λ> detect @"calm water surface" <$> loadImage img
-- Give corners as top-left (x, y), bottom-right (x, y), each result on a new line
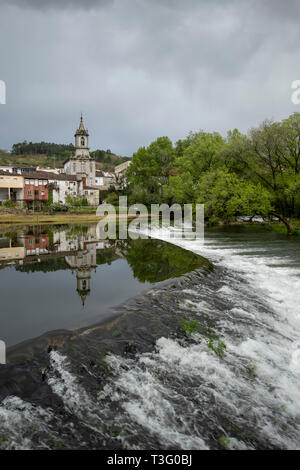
top-left (0, 223), bottom-right (206, 346)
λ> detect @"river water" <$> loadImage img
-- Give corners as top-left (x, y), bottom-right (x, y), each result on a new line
top-left (0, 224), bottom-right (299, 450)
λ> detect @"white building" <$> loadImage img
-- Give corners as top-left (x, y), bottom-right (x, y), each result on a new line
top-left (114, 160), bottom-right (131, 189)
top-left (0, 164), bottom-right (37, 175)
top-left (63, 115), bottom-right (99, 205)
top-left (95, 170), bottom-right (116, 190)
top-left (44, 172), bottom-right (81, 204)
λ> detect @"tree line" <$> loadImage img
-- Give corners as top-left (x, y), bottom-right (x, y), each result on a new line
top-left (126, 112), bottom-right (300, 233)
top-left (12, 141), bottom-right (75, 155)
top-left (9, 141), bottom-right (129, 169)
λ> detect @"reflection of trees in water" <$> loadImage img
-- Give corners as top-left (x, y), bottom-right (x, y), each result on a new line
top-left (64, 225), bottom-right (89, 237)
top-left (8, 225), bottom-right (209, 284)
top-left (16, 257), bottom-right (69, 273)
top-left (96, 249), bottom-right (119, 266)
top-left (119, 238), bottom-right (209, 283)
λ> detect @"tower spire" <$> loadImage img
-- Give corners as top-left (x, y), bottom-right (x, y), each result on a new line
top-left (77, 113), bottom-right (86, 133)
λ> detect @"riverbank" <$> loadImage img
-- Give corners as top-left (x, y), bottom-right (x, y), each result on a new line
top-left (1, 210), bottom-right (299, 237)
top-left (266, 220), bottom-right (300, 236)
top-left (0, 212), bottom-right (144, 229)
top-left (0, 212), bottom-right (101, 227)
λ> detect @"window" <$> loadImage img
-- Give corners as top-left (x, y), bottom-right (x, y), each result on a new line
top-left (85, 191), bottom-right (88, 195)
top-left (27, 190), bottom-right (32, 196)
top-left (81, 137), bottom-right (85, 146)
top-left (14, 178), bottom-right (17, 181)
top-left (6, 177), bottom-right (10, 182)
top-left (73, 163), bottom-right (76, 172)
top-left (25, 179), bottom-right (29, 184)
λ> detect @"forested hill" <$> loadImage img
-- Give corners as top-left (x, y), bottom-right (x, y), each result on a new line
top-left (0, 141), bottom-right (130, 171)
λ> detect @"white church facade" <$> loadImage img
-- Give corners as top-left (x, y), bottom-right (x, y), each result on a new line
top-left (63, 115), bottom-right (99, 206)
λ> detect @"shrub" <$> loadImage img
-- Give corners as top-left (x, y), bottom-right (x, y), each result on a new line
top-left (66, 194), bottom-right (89, 207)
top-left (51, 203), bottom-right (68, 212)
top-left (105, 192), bottom-right (119, 205)
top-left (2, 200), bottom-right (16, 208)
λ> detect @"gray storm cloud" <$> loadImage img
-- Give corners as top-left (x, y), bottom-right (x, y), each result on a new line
top-left (0, 0), bottom-right (299, 155)
top-left (0, 0), bottom-right (112, 10)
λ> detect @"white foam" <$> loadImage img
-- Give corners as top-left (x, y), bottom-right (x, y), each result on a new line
top-left (134, 226), bottom-right (300, 448)
top-left (0, 396), bottom-right (53, 450)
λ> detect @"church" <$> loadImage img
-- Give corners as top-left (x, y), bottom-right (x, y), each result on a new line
top-left (63, 115), bottom-right (99, 206)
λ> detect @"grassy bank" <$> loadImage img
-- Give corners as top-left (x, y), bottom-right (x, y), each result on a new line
top-left (265, 219), bottom-right (300, 236)
top-left (0, 211), bottom-right (142, 229)
top-left (207, 219), bottom-right (300, 236)
top-left (1, 208), bottom-right (299, 236)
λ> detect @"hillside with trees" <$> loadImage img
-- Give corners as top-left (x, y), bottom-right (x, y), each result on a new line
top-left (0, 141), bottom-right (130, 171)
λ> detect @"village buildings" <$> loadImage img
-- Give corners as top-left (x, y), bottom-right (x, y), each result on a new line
top-left (95, 170), bottom-right (116, 189)
top-left (0, 171), bottom-right (24, 203)
top-left (0, 115), bottom-right (131, 207)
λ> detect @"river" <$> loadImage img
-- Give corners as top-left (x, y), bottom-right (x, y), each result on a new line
top-left (0, 224), bottom-right (299, 450)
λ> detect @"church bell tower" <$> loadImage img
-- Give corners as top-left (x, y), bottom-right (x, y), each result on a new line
top-left (75, 113), bottom-right (90, 158)
top-left (63, 114), bottom-right (97, 189)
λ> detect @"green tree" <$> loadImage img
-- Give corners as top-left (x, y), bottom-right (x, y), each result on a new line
top-left (226, 114), bottom-right (300, 231)
top-left (196, 170), bottom-right (273, 225)
top-left (127, 136), bottom-right (175, 204)
top-left (165, 132), bottom-right (225, 203)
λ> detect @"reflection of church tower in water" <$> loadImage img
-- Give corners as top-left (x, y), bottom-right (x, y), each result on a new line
top-left (76, 258), bottom-right (91, 307)
top-left (65, 239), bottom-right (97, 307)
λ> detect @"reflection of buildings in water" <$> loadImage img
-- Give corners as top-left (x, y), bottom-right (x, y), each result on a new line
top-left (0, 230), bottom-right (49, 262)
top-left (0, 237), bottom-right (25, 261)
top-left (53, 225), bottom-right (98, 253)
top-left (65, 243), bottom-right (97, 306)
top-left (23, 234), bottom-right (49, 256)
top-left (0, 225), bottom-right (115, 306)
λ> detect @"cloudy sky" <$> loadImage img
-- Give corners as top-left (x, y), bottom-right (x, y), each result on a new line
top-left (0, 0), bottom-right (300, 156)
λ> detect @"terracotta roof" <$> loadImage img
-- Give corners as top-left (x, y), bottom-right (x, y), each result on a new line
top-left (83, 185), bottom-right (99, 190)
top-left (22, 171), bottom-right (50, 180)
top-left (23, 171), bottom-right (77, 181)
top-left (0, 164), bottom-right (36, 169)
top-left (40, 172), bottom-right (77, 181)
top-left (0, 170), bottom-right (77, 182)
top-left (96, 170), bottom-right (104, 176)
top-left (0, 170), bottom-right (20, 177)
